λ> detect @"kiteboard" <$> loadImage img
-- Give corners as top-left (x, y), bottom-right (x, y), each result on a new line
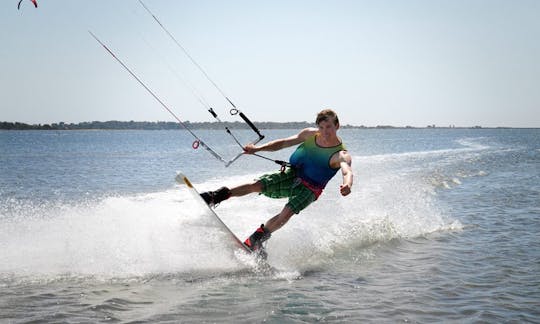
top-left (175, 172), bottom-right (253, 254)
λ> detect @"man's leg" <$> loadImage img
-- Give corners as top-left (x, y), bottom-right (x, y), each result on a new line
top-left (230, 180), bottom-right (263, 197)
top-left (264, 205), bottom-right (295, 233)
top-left (200, 180), bottom-right (263, 206)
top-left (243, 205), bottom-right (295, 251)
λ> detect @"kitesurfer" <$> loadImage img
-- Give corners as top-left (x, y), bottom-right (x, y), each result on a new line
top-left (200, 109), bottom-right (354, 252)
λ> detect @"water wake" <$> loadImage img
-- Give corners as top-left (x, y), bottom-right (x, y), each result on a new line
top-left (2, 138), bottom-right (497, 283)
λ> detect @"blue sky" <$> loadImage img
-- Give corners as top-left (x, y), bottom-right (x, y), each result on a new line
top-left (1, 0), bottom-right (539, 127)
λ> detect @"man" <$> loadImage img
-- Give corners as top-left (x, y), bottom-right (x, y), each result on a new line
top-left (201, 109), bottom-right (353, 252)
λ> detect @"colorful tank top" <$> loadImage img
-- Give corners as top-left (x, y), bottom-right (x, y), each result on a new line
top-left (289, 134), bottom-right (346, 192)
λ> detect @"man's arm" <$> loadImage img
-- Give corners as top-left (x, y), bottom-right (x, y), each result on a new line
top-left (335, 150), bottom-right (353, 196)
top-left (244, 127), bottom-right (318, 154)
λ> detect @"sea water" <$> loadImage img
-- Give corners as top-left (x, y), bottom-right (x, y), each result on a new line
top-left (0, 128), bottom-right (538, 322)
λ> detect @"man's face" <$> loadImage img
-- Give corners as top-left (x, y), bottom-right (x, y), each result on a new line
top-left (317, 119), bottom-right (338, 140)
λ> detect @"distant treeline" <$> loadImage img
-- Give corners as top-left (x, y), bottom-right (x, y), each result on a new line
top-left (0, 121), bottom-right (367, 130)
top-left (0, 121), bottom-right (502, 130)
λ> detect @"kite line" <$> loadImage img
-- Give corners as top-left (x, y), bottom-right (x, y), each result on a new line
top-left (89, 31), bottom-right (231, 165)
top-left (89, 3), bottom-right (294, 168)
top-left (137, 0), bottom-right (264, 141)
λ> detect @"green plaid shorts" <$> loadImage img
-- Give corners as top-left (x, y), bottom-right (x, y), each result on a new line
top-left (258, 167), bottom-right (316, 214)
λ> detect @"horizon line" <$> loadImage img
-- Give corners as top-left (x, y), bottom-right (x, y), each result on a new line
top-left (1, 120), bottom-right (538, 129)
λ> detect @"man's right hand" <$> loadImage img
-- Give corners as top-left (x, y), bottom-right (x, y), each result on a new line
top-left (243, 143), bottom-right (259, 154)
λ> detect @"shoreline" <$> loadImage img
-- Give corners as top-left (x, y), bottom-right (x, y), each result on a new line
top-left (1, 121), bottom-right (535, 130)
